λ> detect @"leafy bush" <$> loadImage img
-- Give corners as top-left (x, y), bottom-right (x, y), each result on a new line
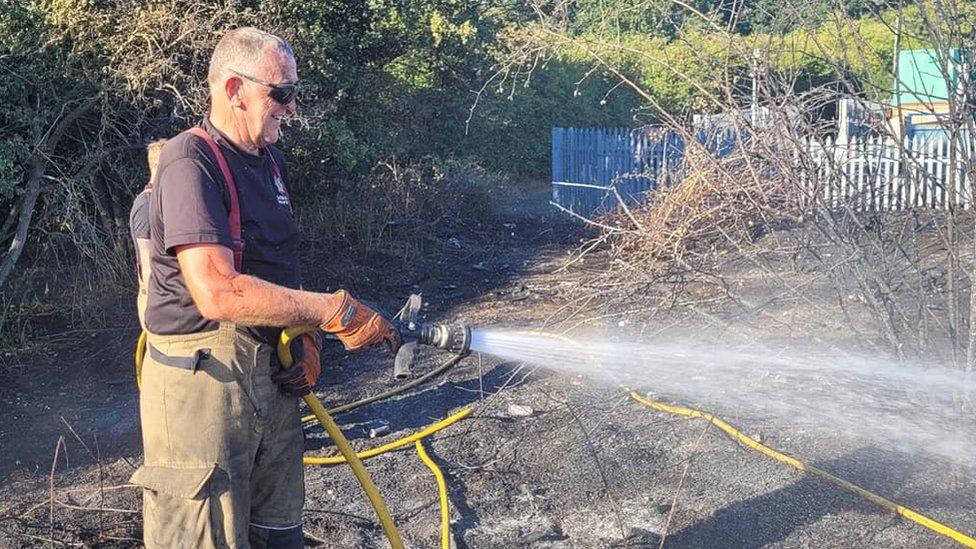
top-left (0, 0), bottom-right (636, 274)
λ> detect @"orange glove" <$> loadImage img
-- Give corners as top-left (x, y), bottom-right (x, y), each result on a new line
top-left (321, 290), bottom-right (400, 352)
top-left (272, 331), bottom-right (322, 397)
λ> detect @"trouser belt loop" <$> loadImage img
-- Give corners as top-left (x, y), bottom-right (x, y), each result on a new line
top-left (148, 344), bottom-right (211, 372)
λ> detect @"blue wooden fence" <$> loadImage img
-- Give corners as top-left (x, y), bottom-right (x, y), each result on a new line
top-left (551, 127), bottom-right (684, 216)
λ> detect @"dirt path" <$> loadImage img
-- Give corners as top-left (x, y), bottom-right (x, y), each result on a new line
top-left (1, 179), bottom-right (974, 547)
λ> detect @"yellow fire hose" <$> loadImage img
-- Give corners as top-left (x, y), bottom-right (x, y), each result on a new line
top-left (301, 407), bottom-right (469, 549)
top-left (629, 392), bottom-right (976, 548)
top-left (416, 439), bottom-right (451, 549)
top-left (280, 326), bottom-right (465, 548)
top-left (303, 407), bottom-right (471, 465)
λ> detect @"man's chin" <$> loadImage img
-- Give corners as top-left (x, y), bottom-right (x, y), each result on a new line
top-left (262, 129), bottom-right (281, 146)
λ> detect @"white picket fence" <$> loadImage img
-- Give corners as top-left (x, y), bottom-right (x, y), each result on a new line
top-left (799, 132), bottom-right (975, 211)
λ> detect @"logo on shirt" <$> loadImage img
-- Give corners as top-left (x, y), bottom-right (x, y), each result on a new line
top-left (273, 173), bottom-right (290, 207)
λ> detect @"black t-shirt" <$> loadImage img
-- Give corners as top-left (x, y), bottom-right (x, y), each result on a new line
top-left (129, 190), bottom-right (151, 242)
top-left (145, 119), bottom-right (301, 344)
top-left (129, 189), bottom-right (151, 282)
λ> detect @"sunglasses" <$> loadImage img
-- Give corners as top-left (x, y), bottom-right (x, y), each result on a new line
top-left (229, 69), bottom-right (299, 105)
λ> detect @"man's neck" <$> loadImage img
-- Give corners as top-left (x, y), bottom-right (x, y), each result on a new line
top-left (208, 110), bottom-right (261, 156)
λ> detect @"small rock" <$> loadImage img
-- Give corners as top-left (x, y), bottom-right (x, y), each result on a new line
top-left (515, 530), bottom-right (549, 545)
top-left (616, 527), bottom-right (660, 547)
top-left (515, 524), bottom-right (566, 545)
top-left (515, 530), bottom-right (548, 545)
top-left (508, 404), bottom-right (534, 418)
top-left (649, 503), bottom-right (672, 516)
top-left (472, 262), bottom-right (487, 271)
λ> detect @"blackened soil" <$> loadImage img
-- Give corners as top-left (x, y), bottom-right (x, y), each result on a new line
top-left (1, 179), bottom-right (974, 548)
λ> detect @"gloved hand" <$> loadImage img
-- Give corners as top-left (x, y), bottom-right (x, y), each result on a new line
top-left (272, 330), bottom-right (322, 397)
top-left (321, 290), bottom-right (400, 352)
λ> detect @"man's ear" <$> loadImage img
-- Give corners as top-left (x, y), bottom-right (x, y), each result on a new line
top-left (225, 76), bottom-right (245, 109)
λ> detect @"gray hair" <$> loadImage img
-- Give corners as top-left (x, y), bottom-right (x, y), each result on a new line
top-left (208, 27), bottom-right (293, 88)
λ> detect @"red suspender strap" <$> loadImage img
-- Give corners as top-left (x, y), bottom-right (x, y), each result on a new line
top-left (186, 127), bottom-right (244, 272)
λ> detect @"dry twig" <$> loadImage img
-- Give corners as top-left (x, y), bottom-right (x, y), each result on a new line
top-left (658, 420), bottom-right (711, 549)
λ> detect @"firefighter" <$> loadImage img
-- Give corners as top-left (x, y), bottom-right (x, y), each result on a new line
top-left (130, 27), bottom-right (398, 548)
top-left (130, 138), bottom-right (167, 329)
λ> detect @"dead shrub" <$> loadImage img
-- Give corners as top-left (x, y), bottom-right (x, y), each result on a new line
top-left (606, 146), bottom-right (804, 270)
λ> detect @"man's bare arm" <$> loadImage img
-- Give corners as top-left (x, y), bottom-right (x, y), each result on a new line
top-left (176, 243), bottom-right (342, 327)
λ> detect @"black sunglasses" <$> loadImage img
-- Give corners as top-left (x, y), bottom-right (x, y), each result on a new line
top-left (229, 68), bottom-right (299, 105)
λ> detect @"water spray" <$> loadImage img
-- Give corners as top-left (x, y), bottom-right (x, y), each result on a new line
top-left (301, 294), bottom-right (976, 547)
top-left (284, 294), bottom-right (976, 548)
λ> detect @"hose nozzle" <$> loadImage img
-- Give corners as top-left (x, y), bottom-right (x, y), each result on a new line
top-left (400, 322), bottom-right (472, 355)
top-left (391, 294), bottom-right (471, 380)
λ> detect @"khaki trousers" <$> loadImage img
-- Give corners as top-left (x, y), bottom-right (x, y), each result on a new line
top-left (130, 323), bottom-right (304, 548)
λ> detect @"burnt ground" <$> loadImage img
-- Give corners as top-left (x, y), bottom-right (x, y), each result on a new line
top-left (1, 178), bottom-right (975, 548)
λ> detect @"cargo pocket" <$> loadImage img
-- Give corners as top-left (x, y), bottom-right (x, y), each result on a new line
top-left (132, 465), bottom-right (231, 548)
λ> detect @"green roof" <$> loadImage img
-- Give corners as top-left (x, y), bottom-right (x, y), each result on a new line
top-left (892, 49), bottom-right (970, 106)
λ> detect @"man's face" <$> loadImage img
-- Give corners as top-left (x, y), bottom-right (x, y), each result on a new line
top-left (235, 49), bottom-right (298, 148)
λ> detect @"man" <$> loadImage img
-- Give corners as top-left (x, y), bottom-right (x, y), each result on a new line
top-left (130, 138), bottom-right (167, 329)
top-left (131, 28), bottom-right (397, 548)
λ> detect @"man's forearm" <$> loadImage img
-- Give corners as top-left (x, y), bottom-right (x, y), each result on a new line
top-left (212, 273), bottom-right (341, 327)
top-left (177, 244), bottom-right (345, 328)
top-left (185, 250), bottom-right (339, 326)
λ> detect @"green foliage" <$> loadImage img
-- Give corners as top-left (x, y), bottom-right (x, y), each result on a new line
top-left (0, 0), bottom-right (640, 301)
top-left (566, 0), bottom-right (729, 37)
top-left (466, 57), bottom-right (642, 174)
top-left (2, 0), bottom-right (969, 232)
top-left (16, 0), bottom-right (968, 290)
top-left (297, 156), bottom-right (504, 253)
top-left (518, 0), bottom-right (976, 121)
